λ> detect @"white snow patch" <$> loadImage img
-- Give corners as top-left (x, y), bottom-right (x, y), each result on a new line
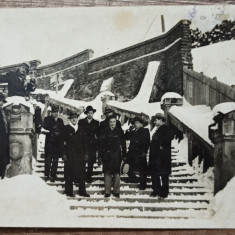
top-left (170, 104), bottom-right (214, 145)
top-left (161, 92), bottom-right (183, 102)
top-left (4, 96), bottom-right (35, 114)
top-left (192, 40), bottom-right (235, 86)
top-left (0, 175), bottom-right (79, 227)
top-left (100, 77), bottom-right (114, 92)
top-left (213, 102), bottom-right (235, 116)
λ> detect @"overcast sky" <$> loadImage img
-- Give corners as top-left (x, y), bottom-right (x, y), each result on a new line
top-left (0, 5), bottom-right (234, 67)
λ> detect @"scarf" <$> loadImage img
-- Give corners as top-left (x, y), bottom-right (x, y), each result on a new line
top-left (69, 121), bottom-right (78, 132)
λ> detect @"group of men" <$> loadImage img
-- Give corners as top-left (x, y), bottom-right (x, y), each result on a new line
top-left (42, 104), bottom-right (174, 200)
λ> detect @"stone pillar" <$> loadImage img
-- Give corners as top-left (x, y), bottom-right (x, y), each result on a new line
top-left (209, 109), bottom-right (235, 194)
top-left (3, 98), bottom-right (35, 177)
top-left (160, 96), bottom-right (183, 126)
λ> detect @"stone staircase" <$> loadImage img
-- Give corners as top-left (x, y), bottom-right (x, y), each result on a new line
top-left (34, 136), bottom-right (213, 220)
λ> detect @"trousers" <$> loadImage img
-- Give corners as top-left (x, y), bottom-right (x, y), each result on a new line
top-left (104, 172), bottom-right (120, 194)
top-left (45, 153), bottom-right (59, 177)
top-left (151, 173), bottom-right (169, 198)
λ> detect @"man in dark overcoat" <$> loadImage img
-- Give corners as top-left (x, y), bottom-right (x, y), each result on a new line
top-left (149, 113), bottom-right (174, 199)
top-left (0, 93), bottom-right (9, 179)
top-left (0, 63), bottom-right (36, 97)
top-left (43, 105), bottom-right (64, 182)
top-left (125, 116), bottom-right (150, 190)
top-left (78, 105), bottom-right (99, 183)
top-left (100, 107), bottom-right (121, 131)
top-left (99, 115), bottom-right (126, 198)
top-left (62, 112), bottom-right (90, 197)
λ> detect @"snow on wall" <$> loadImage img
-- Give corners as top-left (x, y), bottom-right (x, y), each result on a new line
top-left (192, 40), bottom-right (235, 86)
top-left (213, 102), bottom-right (235, 116)
top-left (100, 77), bottom-right (114, 92)
top-left (170, 104), bottom-right (214, 145)
top-left (108, 61), bottom-right (163, 117)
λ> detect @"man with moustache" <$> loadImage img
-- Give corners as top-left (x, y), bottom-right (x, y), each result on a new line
top-left (78, 106), bottom-right (99, 183)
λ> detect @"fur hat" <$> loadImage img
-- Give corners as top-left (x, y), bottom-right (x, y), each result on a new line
top-left (154, 113), bottom-right (166, 122)
top-left (51, 105), bottom-right (59, 112)
top-left (68, 111), bottom-right (79, 119)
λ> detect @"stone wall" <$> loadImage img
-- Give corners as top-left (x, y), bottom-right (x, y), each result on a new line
top-left (36, 20), bottom-right (193, 102)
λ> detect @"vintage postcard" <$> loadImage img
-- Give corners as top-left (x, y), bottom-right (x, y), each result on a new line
top-left (0, 4), bottom-right (235, 229)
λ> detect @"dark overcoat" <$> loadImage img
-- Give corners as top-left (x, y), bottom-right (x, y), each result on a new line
top-left (0, 108), bottom-right (9, 177)
top-left (78, 118), bottom-right (99, 161)
top-left (125, 127), bottom-right (150, 172)
top-left (0, 70), bottom-right (36, 97)
top-left (43, 116), bottom-right (64, 155)
top-left (149, 124), bottom-right (174, 176)
top-left (62, 125), bottom-right (86, 181)
top-left (99, 127), bottom-right (126, 174)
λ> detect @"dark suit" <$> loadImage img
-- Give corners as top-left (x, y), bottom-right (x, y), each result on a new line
top-left (0, 108), bottom-right (9, 178)
top-left (125, 127), bottom-right (150, 188)
top-left (78, 118), bottom-right (99, 179)
top-left (62, 125), bottom-right (87, 195)
top-left (0, 70), bottom-right (36, 97)
top-left (43, 116), bottom-right (64, 177)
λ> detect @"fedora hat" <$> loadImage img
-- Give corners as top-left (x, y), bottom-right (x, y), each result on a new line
top-left (84, 105), bottom-right (96, 114)
top-left (51, 105), bottom-right (59, 112)
top-left (68, 111), bottom-right (79, 119)
top-left (103, 107), bottom-right (114, 115)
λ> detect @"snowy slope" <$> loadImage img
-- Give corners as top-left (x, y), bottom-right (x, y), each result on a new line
top-left (192, 40), bottom-right (235, 86)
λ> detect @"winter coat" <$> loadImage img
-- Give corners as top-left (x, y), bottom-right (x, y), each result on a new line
top-left (0, 70), bottom-right (36, 97)
top-left (99, 127), bottom-right (126, 174)
top-left (43, 116), bottom-right (64, 155)
top-left (0, 108), bottom-right (9, 177)
top-left (125, 127), bottom-right (150, 172)
top-left (62, 125), bottom-right (86, 181)
top-left (149, 124), bottom-right (174, 176)
top-left (78, 118), bottom-right (99, 160)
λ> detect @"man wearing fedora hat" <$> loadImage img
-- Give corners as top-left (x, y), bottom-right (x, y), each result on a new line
top-left (43, 105), bottom-right (64, 182)
top-left (125, 116), bottom-right (150, 190)
top-left (61, 111), bottom-right (90, 197)
top-left (0, 93), bottom-right (9, 179)
top-left (149, 113), bottom-right (174, 199)
top-left (78, 105), bottom-right (99, 183)
top-left (0, 62), bottom-right (37, 97)
top-left (100, 107), bottom-right (122, 131)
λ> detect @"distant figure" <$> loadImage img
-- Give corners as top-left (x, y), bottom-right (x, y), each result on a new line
top-left (149, 113), bottom-right (174, 199)
top-left (62, 112), bottom-right (90, 198)
top-left (100, 107), bottom-right (121, 131)
top-left (78, 105), bottom-right (99, 183)
top-left (43, 105), bottom-right (64, 182)
top-left (0, 93), bottom-right (9, 179)
top-left (99, 115), bottom-right (126, 198)
top-left (125, 116), bottom-right (150, 190)
top-left (0, 63), bottom-right (36, 97)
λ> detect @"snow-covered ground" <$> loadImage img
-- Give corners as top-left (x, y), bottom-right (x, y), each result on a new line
top-left (192, 40), bottom-right (235, 86)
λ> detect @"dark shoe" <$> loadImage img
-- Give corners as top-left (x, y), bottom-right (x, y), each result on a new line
top-left (113, 193), bottom-right (120, 198)
top-left (104, 193), bottom-right (111, 198)
top-left (138, 185), bottom-right (146, 190)
top-left (79, 192), bottom-right (90, 197)
top-left (49, 176), bottom-right (55, 182)
top-left (44, 176), bottom-right (49, 181)
top-left (66, 193), bottom-right (75, 197)
top-left (150, 192), bottom-right (158, 197)
top-left (86, 177), bottom-right (93, 183)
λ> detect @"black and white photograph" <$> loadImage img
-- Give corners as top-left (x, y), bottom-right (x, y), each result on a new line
top-left (0, 3), bottom-right (235, 229)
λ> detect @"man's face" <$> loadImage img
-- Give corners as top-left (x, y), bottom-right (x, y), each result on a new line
top-left (134, 121), bottom-right (142, 130)
top-left (70, 116), bottom-right (78, 125)
top-left (109, 118), bottom-right (116, 129)
top-left (51, 111), bottom-right (58, 119)
top-left (87, 111), bottom-right (94, 119)
top-left (19, 65), bottom-right (29, 76)
top-left (154, 118), bottom-right (163, 127)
